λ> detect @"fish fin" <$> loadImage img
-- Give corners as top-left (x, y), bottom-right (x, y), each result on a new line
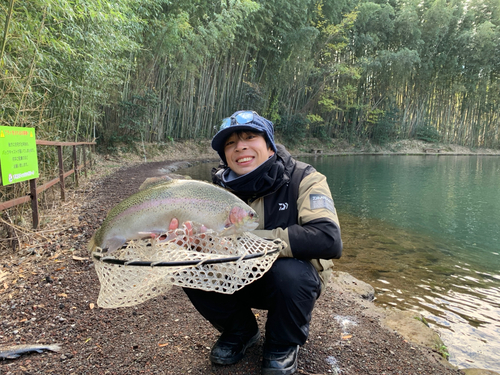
top-left (5, 353), bottom-right (20, 359)
top-left (138, 174), bottom-right (192, 190)
top-left (219, 225), bottom-right (235, 236)
top-left (102, 237), bottom-right (127, 253)
top-left (156, 232), bottom-right (180, 244)
top-left (139, 176), bottom-right (174, 190)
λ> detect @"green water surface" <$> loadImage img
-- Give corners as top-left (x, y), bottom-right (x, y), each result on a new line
top-left (300, 154), bottom-right (500, 371)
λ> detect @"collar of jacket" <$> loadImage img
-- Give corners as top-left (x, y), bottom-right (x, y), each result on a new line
top-left (212, 144), bottom-right (294, 202)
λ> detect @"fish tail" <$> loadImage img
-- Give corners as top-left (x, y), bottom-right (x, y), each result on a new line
top-left (87, 234), bottom-right (97, 254)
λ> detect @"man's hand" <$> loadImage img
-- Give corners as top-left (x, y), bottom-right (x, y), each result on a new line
top-left (167, 218), bottom-right (207, 251)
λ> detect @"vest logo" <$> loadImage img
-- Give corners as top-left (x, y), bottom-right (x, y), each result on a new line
top-left (309, 194), bottom-right (336, 214)
top-left (278, 203), bottom-right (288, 211)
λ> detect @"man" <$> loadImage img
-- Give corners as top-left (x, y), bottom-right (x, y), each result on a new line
top-left (183, 110), bottom-right (342, 375)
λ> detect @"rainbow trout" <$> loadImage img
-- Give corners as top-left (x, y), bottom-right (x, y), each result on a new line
top-left (88, 179), bottom-right (259, 253)
top-left (0, 343), bottom-right (61, 359)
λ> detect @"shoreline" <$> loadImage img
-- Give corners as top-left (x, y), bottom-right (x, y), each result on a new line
top-left (100, 138), bottom-right (500, 166)
top-left (329, 272), bottom-right (500, 375)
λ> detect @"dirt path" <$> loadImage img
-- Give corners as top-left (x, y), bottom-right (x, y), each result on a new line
top-left (1, 160), bottom-right (465, 374)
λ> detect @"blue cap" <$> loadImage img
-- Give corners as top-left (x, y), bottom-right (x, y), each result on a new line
top-left (211, 110), bottom-right (277, 162)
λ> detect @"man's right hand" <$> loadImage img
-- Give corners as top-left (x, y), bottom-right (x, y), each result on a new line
top-left (167, 218), bottom-right (207, 250)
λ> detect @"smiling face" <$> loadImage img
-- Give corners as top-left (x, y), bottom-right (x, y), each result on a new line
top-left (223, 131), bottom-right (275, 176)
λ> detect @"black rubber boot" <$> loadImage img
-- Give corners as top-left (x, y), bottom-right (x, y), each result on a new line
top-left (262, 344), bottom-right (299, 375)
top-left (210, 330), bottom-right (261, 365)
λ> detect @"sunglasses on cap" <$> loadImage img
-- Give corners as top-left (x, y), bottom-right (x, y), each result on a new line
top-left (219, 111), bottom-right (256, 130)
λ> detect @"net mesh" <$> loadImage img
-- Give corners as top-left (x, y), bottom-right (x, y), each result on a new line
top-left (92, 230), bottom-right (284, 308)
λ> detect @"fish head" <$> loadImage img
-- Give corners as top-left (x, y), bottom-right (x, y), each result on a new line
top-left (222, 205), bottom-right (259, 234)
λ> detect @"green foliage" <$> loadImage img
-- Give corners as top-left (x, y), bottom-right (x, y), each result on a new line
top-left (118, 90), bottom-right (160, 136)
top-left (307, 114), bottom-right (329, 140)
top-left (265, 95), bottom-right (281, 125)
top-left (100, 134), bottom-right (140, 154)
top-left (0, 0), bottom-right (155, 145)
top-left (414, 315), bottom-right (430, 327)
top-left (240, 81), bottom-right (266, 110)
top-left (2, 0), bottom-right (500, 154)
top-left (414, 124), bottom-right (442, 143)
top-left (370, 107), bottom-right (401, 145)
top-left (435, 343), bottom-right (450, 360)
top-left (276, 113), bottom-right (309, 146)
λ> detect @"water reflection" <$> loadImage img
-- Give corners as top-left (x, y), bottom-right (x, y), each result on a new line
top-left (338, 212), bottom-right (500, 371)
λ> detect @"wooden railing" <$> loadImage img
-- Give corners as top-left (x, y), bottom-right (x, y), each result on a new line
top-left (0, 140), bottom-right (96, 229)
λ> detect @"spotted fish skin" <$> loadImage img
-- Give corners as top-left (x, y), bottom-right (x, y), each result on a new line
top-left (88, 179), bottom-right (259, 253)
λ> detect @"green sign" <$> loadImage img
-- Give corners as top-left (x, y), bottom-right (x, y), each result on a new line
top-left (0, 126), bottom-right (39, 186)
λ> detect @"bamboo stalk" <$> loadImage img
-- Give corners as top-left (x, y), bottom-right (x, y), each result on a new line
top-left (0, 0), bottom-right (15, 65)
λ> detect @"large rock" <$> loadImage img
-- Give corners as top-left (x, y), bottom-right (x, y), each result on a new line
top-left (381, 310), bottom-right (461, 370)
top-left (382, 309), bottom-right (442, 348)
top-left (330, 271), bottom-right (375, 301)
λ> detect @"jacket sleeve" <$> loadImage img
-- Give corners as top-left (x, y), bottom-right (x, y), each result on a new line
top-left (253, 172), bottom-right (342, 260)
top-left (288, 171), bottom-right (342, 259)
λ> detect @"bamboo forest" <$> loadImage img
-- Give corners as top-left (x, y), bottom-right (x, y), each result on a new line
top-left (1, 0), bottom-right (499, 150)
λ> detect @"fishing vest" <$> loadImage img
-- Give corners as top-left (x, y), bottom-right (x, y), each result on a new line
top-left (262, 160), bottom-right (315, 230)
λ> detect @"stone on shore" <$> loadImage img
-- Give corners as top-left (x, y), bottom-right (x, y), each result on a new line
top-left (331, 271), bottom-right (375, 301)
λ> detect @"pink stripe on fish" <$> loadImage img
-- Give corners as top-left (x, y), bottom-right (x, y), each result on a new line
top-left (111, 197), bottom-right (222, 222)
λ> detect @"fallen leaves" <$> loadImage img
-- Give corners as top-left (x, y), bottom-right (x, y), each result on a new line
top-left (72, 256), bottom-right (88, 261)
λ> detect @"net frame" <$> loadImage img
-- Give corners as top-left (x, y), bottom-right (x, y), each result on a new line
top-left (92, 230), bottom-right (284, 308)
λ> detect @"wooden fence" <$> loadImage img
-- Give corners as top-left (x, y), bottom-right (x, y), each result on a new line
top-left (0, 140), bottom-right (96, 229)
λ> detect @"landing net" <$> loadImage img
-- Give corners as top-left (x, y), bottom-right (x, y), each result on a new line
top-left (92, 230), bottom-right (284, 308)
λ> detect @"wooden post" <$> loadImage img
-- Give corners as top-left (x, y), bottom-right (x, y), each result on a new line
top-left (29, 179), bottom-right (39, 229)
top-left (88, 144), bottom-right (92, 169)
top-left (82, 144), bottom-right (88, 178)
top-left (73, 145), bottom-right (79, 187)
top-left (57, 145), bottom-right (66, 201)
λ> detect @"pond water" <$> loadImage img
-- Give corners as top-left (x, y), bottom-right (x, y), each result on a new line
top-left (177, 155), bottom-right (500, 371)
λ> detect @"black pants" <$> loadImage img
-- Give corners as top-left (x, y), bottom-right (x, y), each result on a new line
top-left (183, 258), bottom-right (321, 346)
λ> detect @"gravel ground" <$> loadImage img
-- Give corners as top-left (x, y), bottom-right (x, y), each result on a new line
top-left (0, 159), bottom-right (467, 375)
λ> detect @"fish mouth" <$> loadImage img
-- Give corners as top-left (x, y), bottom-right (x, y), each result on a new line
top-left (221, 220), bottom-right (258, 235)
top-left (242, 220), bottom-right (259, 231)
